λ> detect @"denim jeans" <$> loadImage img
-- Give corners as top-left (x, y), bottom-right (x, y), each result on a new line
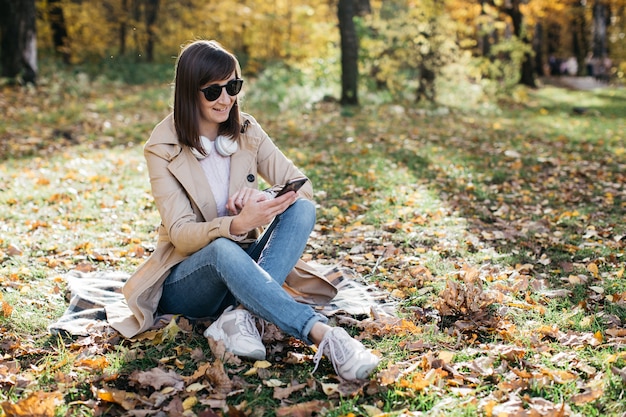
top-left (158, 199), bottom-right (328, 344)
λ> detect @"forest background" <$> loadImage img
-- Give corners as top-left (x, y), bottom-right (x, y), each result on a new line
top-left (1, 0), bottom-right (626, 416)
top-left (2, 0), bottom-right (626, 100)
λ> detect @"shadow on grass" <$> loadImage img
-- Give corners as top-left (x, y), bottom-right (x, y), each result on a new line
top-left (380, 88), bottom-right (626, 322)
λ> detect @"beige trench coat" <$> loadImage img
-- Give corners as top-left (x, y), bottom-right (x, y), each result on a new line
top-left (106, 112), bottom-right (337, 338)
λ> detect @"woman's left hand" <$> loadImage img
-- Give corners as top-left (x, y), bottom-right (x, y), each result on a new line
top-left (227, 188), bottom-right (270, 215)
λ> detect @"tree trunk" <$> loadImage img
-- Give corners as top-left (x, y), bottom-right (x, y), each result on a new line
top-left (478, 0), bottom-right (491, 57)
top-left (0, 0), bottom-right (37, 84)
top-left (571, 1), bottom-right (587, 75)
top-left (592, 0), bottom-right (610, 58)
top-left (503, 0), bottom-right (536, 87)
top-left (355, 0), bottom-right (371, 16)
top-left (533, 23), bottom-right (544, 76)
top-left (338, 0), bottom-right (359, 105)
top-left (144, 0), bottom-right (159, 62)
top-left (120, 0), bottom-right (128, 56)
top-left (48, 0), bottom-right (70, 64)
top-left (416, 62), bottom-right (435, 103)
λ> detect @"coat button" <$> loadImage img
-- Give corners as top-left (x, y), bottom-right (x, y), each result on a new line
top-left (247, 174), bottom-right (255, 182)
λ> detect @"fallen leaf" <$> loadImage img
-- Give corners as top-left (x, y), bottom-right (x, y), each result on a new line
top-left (273, 382), bottom-right (307, 400)
top-left (205, 359), bottom-right (233, 399)
top-left (186, 382), bottom-right (207, 393)
top-left (182, 395), bottom-right (197, 410)
top-left (571, 387), bottom-right (603, 405)
top-left (438, 350), bottom-right (456, 364)
top-left (130, 367), bottom-right (184, 391)
top-left (1, 391), bottom-right (63, 417)
top-left (95, 387), bottom-right (138, 410)
top-left (321, 382), bottom-right (339, 395)
top-left (586, 263), bottom-right (599, 278)
top-left (276, 400), bottom-right (329, 417)
top-left (263, 378), bottom-right (285, 387)
top-left (254, 360), bottom-right (272, 369)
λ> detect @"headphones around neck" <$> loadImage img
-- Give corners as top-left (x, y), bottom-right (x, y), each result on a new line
top-left (191, 135), bottom-right (238, 159)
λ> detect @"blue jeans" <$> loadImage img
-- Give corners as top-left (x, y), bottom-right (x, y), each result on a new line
top-left (158, 199), bottom-right (327, 344)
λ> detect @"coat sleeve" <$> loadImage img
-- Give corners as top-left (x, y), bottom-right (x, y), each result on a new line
top-left (244, 115), bottom-right (314, 200)
top-left (144, 142), bottom-right (237, 256)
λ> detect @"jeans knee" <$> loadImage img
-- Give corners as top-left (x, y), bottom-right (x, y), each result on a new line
top-left (291, 198), bottom-right (316, 224)
top-left (205, 237), bottom-right (239, 258)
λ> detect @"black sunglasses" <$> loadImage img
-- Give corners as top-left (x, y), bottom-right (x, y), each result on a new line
top-left (200, 78), bottom-right (244, 101)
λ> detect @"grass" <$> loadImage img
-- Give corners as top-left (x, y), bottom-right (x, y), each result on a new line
top-left (1, 63), bottom-right (625, 416)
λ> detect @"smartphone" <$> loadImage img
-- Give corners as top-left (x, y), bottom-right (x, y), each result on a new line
top-left (274, 177), bottom-right (308, 197)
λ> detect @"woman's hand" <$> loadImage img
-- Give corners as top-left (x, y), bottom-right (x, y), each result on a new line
top-left (229, 191), bottom-right (298, 236)
top-left (227, 188), bottom-right (268, 215)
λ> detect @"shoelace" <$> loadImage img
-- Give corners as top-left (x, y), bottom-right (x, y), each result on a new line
top-left (233, 308), bottom-right (265, 340)
top-left (312, 330), bottom-right (347, 375)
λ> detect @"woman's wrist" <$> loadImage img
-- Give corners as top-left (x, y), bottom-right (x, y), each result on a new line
top-left (229, 216), bottom-right (248, 237)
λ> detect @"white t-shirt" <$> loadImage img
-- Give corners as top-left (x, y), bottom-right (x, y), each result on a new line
top-left (198, 139), bottom-right (231, 217)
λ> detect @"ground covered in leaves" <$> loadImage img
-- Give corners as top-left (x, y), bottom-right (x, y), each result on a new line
top-left (0, 71), bottom-right (625, 417)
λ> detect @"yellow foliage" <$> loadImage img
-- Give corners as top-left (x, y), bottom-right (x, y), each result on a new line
top-left (37, 0), bottom-right (338, 72)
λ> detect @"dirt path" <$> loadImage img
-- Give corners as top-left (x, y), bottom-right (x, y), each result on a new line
top-left (539, 75), bottom-right (615, 90)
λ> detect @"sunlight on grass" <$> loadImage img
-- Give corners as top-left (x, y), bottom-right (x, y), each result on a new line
top-left (1, 70), bottom-right (625, 416)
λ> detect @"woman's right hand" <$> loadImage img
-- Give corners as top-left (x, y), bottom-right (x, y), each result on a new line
top-left (229, 191), bottom-right (298, 236)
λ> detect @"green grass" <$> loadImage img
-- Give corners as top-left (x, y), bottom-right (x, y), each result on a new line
top-left (1, 63), bottom-right (625, 416)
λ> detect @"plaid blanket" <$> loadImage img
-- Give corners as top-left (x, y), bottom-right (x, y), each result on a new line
top-left (48, 265), bottom-right (397, 337)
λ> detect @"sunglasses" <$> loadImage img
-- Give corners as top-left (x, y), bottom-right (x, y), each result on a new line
top-left (200, 78), bottom-right (244, 101)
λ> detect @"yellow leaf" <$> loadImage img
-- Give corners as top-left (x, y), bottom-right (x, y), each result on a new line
top-left (186, 382), bottom-right (207, 393)
top-left (0, 391), bottom-right (63, 417)
top-left (263, 379), bottom-right (285, 387)
top-left (438, 350), bottom-right (455, 364)
top-left (153, 317), bottom-right (181, 344)
top-left (482, 399), bottom-right (497, 417)
top-left (587, 263), bottom-right (599, 277)
top-left (593, 331), bottom-right (603, 343)
top-left (606, 351), bottom-right (626, 363)
top-left (399, 373), bottom-right (431, 391)
top-left (96, 388), bottom-right (137, 410)
top-left (182, 396), bottom-right (197, 410)
top-left (254, 360), bottom-right (272, 369)
top-left (243, 367), bottom-right (257, 376)
top-left (75, 356), bottom-right (108, 371)
top-left (1, 300), bottom-right (13, 318)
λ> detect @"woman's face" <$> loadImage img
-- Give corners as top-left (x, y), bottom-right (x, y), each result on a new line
top-left (198, 71), bottom-right (238, 133)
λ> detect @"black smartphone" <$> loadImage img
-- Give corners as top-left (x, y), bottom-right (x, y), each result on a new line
top-left (275, 177), bottom-right (308, 197)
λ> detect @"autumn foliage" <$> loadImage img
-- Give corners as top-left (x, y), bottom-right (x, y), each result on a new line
top-left (1, 33), bottom-right (626, 417)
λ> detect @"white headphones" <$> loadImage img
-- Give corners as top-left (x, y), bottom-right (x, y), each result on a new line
top-left (191, 135), bottom-right (238, 159)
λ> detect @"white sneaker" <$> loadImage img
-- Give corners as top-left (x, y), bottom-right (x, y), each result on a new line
top-left (203, 306), bottom-right (266, 360)
top-left (312, 327), bottom-right (380, 380)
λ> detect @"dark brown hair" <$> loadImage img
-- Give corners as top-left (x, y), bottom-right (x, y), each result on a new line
top-left (173, 40), bottom-right (242, 152)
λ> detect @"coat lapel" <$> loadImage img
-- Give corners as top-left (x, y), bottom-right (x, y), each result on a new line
top-left (167, 142), bottom-right (258, 222)
top-left (229, 147), bottom-right (252, 195)
top-left (167, 148), bottom-right (218, 221)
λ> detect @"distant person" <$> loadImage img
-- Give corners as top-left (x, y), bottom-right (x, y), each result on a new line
top-left (561, 57), bottom-right (578, 76)
top-left (107, 39), bottom-right (379, 381)
top-left (548, 55), bottom-right (559, 76)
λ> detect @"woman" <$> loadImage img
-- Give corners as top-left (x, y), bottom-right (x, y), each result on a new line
top-left (107, 40), bottom-right (379, 381)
